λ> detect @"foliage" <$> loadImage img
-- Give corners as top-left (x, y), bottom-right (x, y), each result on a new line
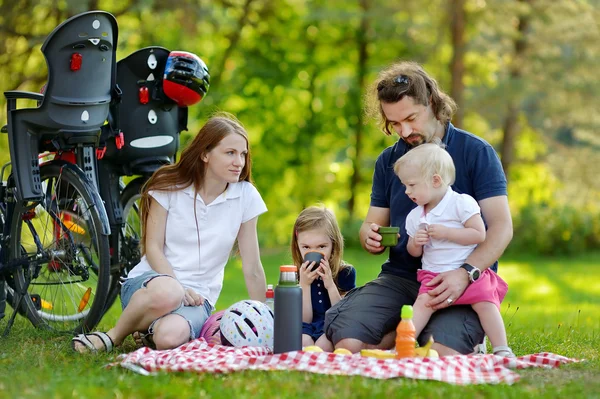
top-left (0, 0), bottom-right (598, 253)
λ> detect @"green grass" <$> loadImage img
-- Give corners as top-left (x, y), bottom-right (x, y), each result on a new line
top-left (0, 249), bottom-right (599, 398)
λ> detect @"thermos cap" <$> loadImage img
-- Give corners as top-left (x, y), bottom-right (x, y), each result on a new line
top-left (280, 265), bottom-right (297, 272)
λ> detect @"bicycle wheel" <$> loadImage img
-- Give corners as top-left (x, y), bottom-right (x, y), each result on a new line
top-left (9, 162), bottom-right (110, 333)
top-left (104, 177), bottom-right (145, 312)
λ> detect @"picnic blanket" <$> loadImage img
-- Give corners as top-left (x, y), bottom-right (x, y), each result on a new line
top-left (112, 338), bottom-right (580, 385)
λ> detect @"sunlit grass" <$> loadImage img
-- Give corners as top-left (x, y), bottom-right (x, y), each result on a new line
top-left (0, 249), bottom-right (598, 398)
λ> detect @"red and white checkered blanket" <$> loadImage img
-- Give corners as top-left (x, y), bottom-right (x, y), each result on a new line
top-left (113, 339), bottom-right (580, 385)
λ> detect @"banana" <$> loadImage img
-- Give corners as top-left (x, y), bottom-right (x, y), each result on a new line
top-left (360, 349), bottom-right (396, 359)
top-left (415, 336), bottom-right (439, 358)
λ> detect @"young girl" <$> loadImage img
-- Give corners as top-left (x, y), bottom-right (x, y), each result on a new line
top-left (72, 113), bottom-right (268, 353)
top-left (394, 143), bottom-right (514, 357)
top-left (291, 206), bottom-right (356, 352)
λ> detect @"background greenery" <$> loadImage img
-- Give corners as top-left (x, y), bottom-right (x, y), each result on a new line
top-left (1, 0), bottom-right (599, 254)
top-left (0, 249), bottom-right (599, 398)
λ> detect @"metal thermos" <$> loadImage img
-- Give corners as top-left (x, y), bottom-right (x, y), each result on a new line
top-left (273, 265), bottom-right (302, 353)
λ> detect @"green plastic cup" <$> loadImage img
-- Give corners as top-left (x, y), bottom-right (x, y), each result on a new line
top-left (378, 226), bottom-right (399, 247)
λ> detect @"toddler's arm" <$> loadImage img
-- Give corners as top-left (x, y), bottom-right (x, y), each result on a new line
top-left (407, 228), bottom-right (429, 257)
top-left (428, 214), bottom-right (486, 246)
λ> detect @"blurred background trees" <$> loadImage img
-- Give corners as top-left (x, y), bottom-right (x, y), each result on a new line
top-left (1, 0), bottom-right (599, 255)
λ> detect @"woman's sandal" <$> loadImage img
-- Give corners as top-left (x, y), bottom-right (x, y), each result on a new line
top-left (492, 345), bottom-right (516, 358)
top-left (71, 332), bottom-right (114, 353)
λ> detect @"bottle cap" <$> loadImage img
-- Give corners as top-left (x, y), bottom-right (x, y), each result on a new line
top-left (280, 265), bottom-right (297, 272)
top-left (266, 284), bottom-right (274, 298)
top-left (401, 305), bottom-right (413, 319)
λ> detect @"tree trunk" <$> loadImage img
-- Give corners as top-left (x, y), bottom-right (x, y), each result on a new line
top-left (347, 0), bottom-right (370, 221)
top-left (449, 0), bottom-right (466, 128)
top-left (500, 0), bottom-right (531, 178)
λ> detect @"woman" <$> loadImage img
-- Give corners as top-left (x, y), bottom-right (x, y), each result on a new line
top-left (72, 113), bottom-right (267, 353)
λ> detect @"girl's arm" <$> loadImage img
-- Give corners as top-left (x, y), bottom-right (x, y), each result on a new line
top-left (428, 214), bottom-right (486, 246)
top-left (302, 280), bottom-right (313, 323)
top-left (320, 260), bottom-right (342, 306)
top-left (145, 198), bottom-right (177, 277)
top-left (237, 216), bottom-right (267, 301)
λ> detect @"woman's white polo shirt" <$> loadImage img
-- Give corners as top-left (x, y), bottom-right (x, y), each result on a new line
top-left (126, 181), bottom-right (267, 308)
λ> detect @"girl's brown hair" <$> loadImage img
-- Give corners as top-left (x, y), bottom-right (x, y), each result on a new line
top-left (290, 205), bottom-right (348, 282)
top-left (365, 61), bottom-right (457, 135)
top-left (139, 112), bottom-right (252, 254)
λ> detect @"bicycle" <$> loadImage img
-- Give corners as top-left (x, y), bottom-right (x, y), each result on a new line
top-left (0, 11), bottom-right (118, 334)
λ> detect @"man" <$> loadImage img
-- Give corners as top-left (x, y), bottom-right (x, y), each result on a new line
top-left (324, 61), bottom-right (513, 355)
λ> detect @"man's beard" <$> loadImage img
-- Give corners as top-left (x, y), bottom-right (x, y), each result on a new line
top-left (403, 133), bottom-right (426, 148)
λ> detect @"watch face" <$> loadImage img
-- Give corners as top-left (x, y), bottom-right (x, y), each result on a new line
top-left (472, 269), bottom-right (481, 281)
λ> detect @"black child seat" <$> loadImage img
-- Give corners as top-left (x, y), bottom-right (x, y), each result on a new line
top-left (3, 11), bottom-right (118, 201)
top-left (101, 46), bottom-right (189, 177)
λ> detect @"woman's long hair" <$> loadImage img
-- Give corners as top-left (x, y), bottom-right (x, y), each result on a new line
top-left (138, 112), bottom-right (252, 255)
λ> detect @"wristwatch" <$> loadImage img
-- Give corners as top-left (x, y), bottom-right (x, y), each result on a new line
top-left (460, 263), bottom-right (481, 283)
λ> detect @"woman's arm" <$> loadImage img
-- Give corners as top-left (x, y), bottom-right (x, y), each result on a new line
top-left (237, 216), bottom-right (267, 301)
top-left (145, 198), bottom-right (176, 277)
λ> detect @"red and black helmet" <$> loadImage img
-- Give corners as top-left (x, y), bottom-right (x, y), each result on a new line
top-left (163, 51), bottom-right (210, 107)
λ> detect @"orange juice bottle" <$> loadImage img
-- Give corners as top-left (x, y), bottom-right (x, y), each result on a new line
top-left (395, 305), bottom-right (416, 359)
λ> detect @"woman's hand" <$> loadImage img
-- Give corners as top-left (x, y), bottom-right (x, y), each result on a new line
top-left (317, 259), bottom-right (335, 291)
top-left (299, 261), bottom-right (319, 289)
top-left (183, 287), bottom-right (204, 307)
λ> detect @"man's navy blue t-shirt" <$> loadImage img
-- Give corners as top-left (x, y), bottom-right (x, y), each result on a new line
top-left (370, 123), bottom-right (507, 281)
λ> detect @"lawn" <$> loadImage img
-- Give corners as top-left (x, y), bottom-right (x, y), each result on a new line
top-left (0, 248), bottom-right (598, 398)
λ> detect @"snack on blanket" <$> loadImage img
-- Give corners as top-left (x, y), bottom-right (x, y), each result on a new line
top-left (415, 336), bottom-right (439, 358)
top-left (333, 348), bottom-right (353, 355)
top-left (303, 346), bottom-right (324, 352)
top-left (360, 349), bottom-right (396, 359)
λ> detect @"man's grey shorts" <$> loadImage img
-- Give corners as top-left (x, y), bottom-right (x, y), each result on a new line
top-left (324, 273), bottom-right (485, 354)
top-left (121, 270), bottom-right (212, 341)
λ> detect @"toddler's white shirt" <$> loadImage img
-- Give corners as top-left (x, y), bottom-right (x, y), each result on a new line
top-left (127, 181), bottom-right (267, 307)
top-left (405, 187), bottom-right (480, 273)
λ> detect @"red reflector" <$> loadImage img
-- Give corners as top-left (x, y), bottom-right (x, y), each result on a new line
top-left (70, 53), bottom-right (82, 71)
top-left (96, 147), bottom-right (106, 160)
top-left (139, 87), bottom-right (149, 104)
top-left (115, 131), bottom-right (125, 149)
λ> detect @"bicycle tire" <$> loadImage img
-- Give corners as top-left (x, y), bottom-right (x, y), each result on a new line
top-left (10, 162), bottom-right (111, 333)
top-left (104, 176), bottom-right (146, 312)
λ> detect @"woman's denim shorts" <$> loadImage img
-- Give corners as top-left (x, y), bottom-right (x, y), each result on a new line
top-left (121, 270), bottom-right (212, 341)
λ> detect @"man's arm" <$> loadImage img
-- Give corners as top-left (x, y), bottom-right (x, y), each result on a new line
top-left (464, 196), bottom-right (513, 271)
top-left (425, 195), bottom-right (513, 310)
top-left (359, 206), bottom-right (390, 254)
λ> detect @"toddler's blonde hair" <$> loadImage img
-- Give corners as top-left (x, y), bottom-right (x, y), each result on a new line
top-left (393, 143), bottom-right (455, 187)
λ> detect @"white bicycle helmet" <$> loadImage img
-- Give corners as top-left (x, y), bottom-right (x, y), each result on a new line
top-left (220, 300), bottom-right (274, 349)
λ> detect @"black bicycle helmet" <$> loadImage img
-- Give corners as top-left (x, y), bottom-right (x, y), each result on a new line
top-left (163, 51), bottom-right (210, 107)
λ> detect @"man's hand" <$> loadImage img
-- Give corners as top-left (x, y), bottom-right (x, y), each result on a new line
top-left (364, 223), bottom-right (387, 254)
top-left (425, 269), bottom-right (469, 310)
